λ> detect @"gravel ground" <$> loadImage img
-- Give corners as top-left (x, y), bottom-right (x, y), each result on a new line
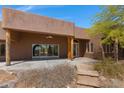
top-left (0, 57), bottom-right (97, 71)
top-left (0, 57), bottom-right (97, 88)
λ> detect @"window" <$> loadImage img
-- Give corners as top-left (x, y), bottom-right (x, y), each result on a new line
top-left (32, 44), bottom-right (59, 58)
top-left (47, 44), bottom-right (59, 56)
top-left (73, 43), bottom-right (79, 57)
top-left (33, 45), bottom-right (41, 56)
top-left (0, 43), bottom-right (5, 57)
top-left (91, 43), bottom-right (94, 52)
top-left (103, 45), bottom-right (113, 53)
top-left (87, 42), bottom-right (90, 52)
top-left (86, 42), bottom-right (94, 53)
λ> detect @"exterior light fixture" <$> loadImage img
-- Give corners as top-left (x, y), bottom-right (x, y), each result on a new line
top-left (46, 36), bottom-right (53, 39)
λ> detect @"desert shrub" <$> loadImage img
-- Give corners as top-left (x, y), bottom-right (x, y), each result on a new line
top-left (94, 58), bottom-right (124, 79)
top-left (100, 78), bottom-right (123, 88)
top-left (15, 63), bottom-right (76, 88)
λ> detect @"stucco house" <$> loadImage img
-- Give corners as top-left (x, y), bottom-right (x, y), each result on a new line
top-left (1, 8), bottom-right (123, 65)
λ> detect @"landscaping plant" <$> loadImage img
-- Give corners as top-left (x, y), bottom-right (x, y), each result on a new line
top-left (15, 63), bottom-right (76, 88)
top-left (94, 58), bottom-right (124, 79)
top-left (90, 6), bottom-right (124, 62)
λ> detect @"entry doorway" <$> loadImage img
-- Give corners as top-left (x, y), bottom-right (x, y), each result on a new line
top-left (73, 43), bottom-right (79, 57)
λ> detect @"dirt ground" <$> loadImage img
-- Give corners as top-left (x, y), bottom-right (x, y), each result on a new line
top-left (0, 70), bottom-right (16, 84)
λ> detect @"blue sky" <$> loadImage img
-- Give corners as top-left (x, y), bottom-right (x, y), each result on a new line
top-left (0, 5), bottom-right (101, 28)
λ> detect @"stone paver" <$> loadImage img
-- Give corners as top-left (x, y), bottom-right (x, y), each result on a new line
top-left (77, 85), bottom-right (93, 88)
top-left (76, 58), bottom-right (100, 88)
top-left (77, 75), bottom-right (100, 88)
top-left (77, 70), bottom-right (99, 77)
top-left (76, 64), bottom-right (94, 70)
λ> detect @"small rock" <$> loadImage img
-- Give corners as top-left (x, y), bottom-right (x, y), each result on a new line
top-left (110, 79), bottom-right (121, 88)
top-left (8, 80), bottom-right (17, 88)
top-left (99, 76), bottom-right (106, 81)
top-left (0, 80), bottom-right (17, 88)
top-left (9, 72), bottom-right (15, 75)
top-left (0, 83), bottom-right (9, 88)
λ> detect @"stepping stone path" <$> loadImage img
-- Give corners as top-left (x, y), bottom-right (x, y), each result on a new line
top-left (76, 63), bottom-right (100, 88)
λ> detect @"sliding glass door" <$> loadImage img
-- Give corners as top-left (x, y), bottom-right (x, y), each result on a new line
top-left (32, 44), bottom-right (59, 58)
top-left (40, 44), bottom-right (47, 56)
top-left (73, 43), bottom-right (79, 57)
top-left (47, 44), bottom-right (59, 56)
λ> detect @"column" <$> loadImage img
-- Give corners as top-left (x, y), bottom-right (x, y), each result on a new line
top-left (6, 29), bottom-right (11, 66)
top-left (67, 36), bottom-right (74, 60)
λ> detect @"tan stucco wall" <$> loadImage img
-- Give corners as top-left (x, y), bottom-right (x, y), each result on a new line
top-left (79, 39), bottom-right (88, 57)
top-left (1, 8), bottom-right (90, 40)
top-left (74, 27), bottom-right (90, 40)
top-left (2, 8), bottom-right (74, 36)
top-left (0, 22), bottom-right (5, 40)
top-left (84, 36), bottom-right (102, 59)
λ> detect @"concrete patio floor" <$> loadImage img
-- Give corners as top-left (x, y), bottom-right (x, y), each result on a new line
top-left (0, 57), bottom-right (97, 71)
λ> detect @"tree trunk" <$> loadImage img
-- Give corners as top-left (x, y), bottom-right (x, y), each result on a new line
top-left (114, 38), bottom-right (119, 63)
top-left (100, 43), bottom-right (105, 60)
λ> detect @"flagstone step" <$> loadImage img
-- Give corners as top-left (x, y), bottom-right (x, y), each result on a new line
top-left (76, 64), bottom-right (94, 71)
top-left (77, 75), bottom-right (100, 88)
top-left (76, 85), bottom-right (93, 88)
top-left (77, 70), bottom-right (99, 77)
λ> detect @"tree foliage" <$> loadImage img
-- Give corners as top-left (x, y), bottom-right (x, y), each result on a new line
top-left (91, 6), bottom-right (124, 47)
top-left (90, 6), bottom-right (124, 62)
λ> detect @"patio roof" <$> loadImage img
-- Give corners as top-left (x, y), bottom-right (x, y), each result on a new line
top-left (2, 8), bottom-right (74, 36)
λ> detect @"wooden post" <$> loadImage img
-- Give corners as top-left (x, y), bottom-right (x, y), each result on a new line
top-left (6, 30), bottom-right (11, 66)
top-left (67, 37), bottom-right (74, 60)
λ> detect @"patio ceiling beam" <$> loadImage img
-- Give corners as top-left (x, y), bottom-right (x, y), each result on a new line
top-left (6, 29), bottom-right (11, 66)
top-left (67, 36), bottom-right (74, 60)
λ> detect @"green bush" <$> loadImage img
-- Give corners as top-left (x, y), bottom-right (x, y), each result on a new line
top-left (94, 58), bottom-right (124, 79)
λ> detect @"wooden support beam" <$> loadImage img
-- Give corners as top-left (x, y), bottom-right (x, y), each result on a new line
top-left (6, 30), bottom-right (11, 66)
top-left (67, 36), bottom-right (74, 60)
